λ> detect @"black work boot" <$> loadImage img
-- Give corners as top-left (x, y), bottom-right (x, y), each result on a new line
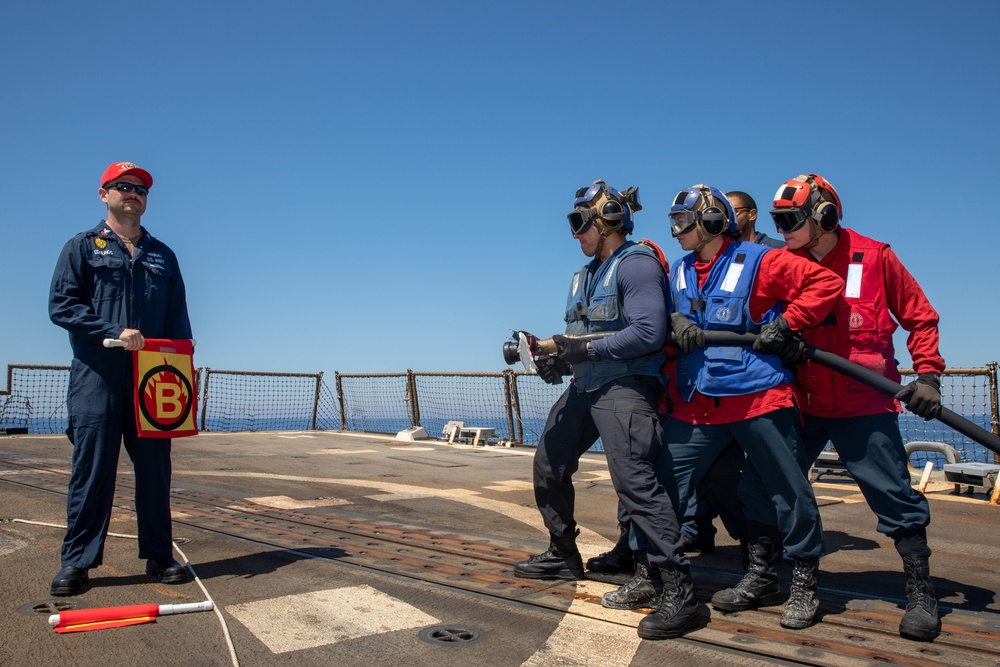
top-left (899, 555), bottom-right (940, 641)
top-left (780, 557), bottom-right (820, 629)
top-left (712, 535), bottom-right (783, 612)
top-left (50, 566), bottom-right (89, 597)
top-left (602, 551), bottom-right (662, 610)
top-left (680, 534), bottom-right (715, 553)
top-left (146, 557), bottom-right (190, 584)
top-left (637, 564), bottom-right (702, 640)
top-left (586, 521), bottom-right (636, 574)
top-left (514, 531), bottom-right (585, 580)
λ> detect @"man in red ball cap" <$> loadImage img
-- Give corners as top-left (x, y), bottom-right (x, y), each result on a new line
top-left (48, 162), bottom-right (194, 596)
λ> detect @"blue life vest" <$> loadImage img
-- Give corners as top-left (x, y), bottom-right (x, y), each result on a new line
top-left (671, 241), bottom-right (791, 401)
top-left (564, 242), bottom-right (665, 392)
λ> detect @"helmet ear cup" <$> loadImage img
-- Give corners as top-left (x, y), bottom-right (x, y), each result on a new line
top-left (814, 200), bottom-right (840, 231)
top-left (701, 207), bottom-right (726, 236)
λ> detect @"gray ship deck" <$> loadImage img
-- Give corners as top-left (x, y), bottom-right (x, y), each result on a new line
top-left (2, 430), bottom-right (998, 667)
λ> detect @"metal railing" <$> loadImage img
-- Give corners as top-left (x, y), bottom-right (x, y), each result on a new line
top-left (3, 361), bottom-right (998, 465)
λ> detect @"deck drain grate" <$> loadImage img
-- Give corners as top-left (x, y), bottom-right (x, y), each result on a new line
top-left (419, 625), bottom-right (482, 645)
top-left (19, 600), bottom-right (76, 616)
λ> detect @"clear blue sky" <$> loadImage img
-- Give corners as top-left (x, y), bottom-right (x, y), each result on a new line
top-left (2, 2), bottom-right (997, 376)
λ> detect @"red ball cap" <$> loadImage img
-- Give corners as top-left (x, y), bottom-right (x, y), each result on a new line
top-left (100, 162), bottom-right (153, 189)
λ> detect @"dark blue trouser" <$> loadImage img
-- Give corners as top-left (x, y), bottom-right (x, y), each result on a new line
top-left (801, 412), bottom-right (930, 540)
top-left (641, 409), bottom-right (823, 559)
top-left (681, 442), bottom-right (747, 543)
top-left (682, 487), bottom-right (717, 542)
top-left (61, 359), bottom-right (174, 569)
top-left (532, 376), bottom-right (689, 570)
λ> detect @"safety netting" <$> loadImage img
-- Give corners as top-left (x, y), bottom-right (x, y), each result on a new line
top-left (199, 369), bottom-right (335, 432)
top-left (898, 366), bottom-right (998, 468)
top-left (3, 362), bottom-right (997, 467)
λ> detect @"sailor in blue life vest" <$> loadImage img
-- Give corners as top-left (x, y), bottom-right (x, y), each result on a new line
top-left (48, 162), bottom-right (193, 597)
top-left (614, 184), bottom-right (844, 631)
top-left (513, 180), bottom-right (702, 640)
top-left (676, 191), bottom-right (783, 556)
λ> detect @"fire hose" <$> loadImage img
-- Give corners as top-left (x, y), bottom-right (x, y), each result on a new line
top-left (503, 330), bottom-right (1000, 455)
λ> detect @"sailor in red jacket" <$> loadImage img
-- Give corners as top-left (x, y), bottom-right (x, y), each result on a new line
top-left (771, 174), bottom-right (944, 642)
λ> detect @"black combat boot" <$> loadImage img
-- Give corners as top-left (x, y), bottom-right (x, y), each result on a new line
top-left (712, 535), bottom-right (783, 612)
top-left (586, 521), bottom-right (636, 574)
top-left (680, 534), bottom-right (715, 553)
top-left (780, 557), bottom-right (820, 629)
top-left (601, 551), bottom-right (662, 610)
top-left (637, 564), bottom-right (702, 640)
top-left (899, 555), bottom-right (940, 640)
top-left (514, 531), bottom-right (585, 580)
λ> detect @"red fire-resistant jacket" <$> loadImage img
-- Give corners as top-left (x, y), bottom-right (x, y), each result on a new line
top-left (788, 228), bottom-right (945, 418)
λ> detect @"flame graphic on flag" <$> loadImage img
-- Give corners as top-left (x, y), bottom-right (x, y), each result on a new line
top-left (142, 358), bottom-right (190, 421)
top-left (133, 340), bottom-right (198, 438)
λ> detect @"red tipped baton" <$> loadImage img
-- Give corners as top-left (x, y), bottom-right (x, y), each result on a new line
top-left (49, 600), bottom-right (214, 633)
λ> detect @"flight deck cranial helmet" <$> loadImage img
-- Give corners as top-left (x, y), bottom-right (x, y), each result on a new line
top-left (669, 184), bottom-right (737, 253)
top-left (770, 173), bottom-right (842, 250)
top-left (567, 179), bottom-right (642, 258)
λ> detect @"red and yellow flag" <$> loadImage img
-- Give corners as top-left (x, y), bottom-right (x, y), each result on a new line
top-left (132, 338), bottom-right (198, 438)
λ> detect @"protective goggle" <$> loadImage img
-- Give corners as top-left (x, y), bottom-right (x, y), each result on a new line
top-left (568, 206), bottom-right (599, 235)
top-left (568, 183), bottom-right (625, 235)
top-left (669, 208), bottom-right (727, 237)
top-left (770, 208), bottom-right (810, 233)
top-left (568, 200), bottom-right (625, 234)
top-left (669, 211), bottom-right (698, 237)
top-left (574, 183), bottom-right (605, 207)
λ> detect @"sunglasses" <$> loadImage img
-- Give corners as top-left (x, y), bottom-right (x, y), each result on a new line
top-left (770, 208), bottom-right (809, 233)
top-left (105, 182), bottom-right (149, 196)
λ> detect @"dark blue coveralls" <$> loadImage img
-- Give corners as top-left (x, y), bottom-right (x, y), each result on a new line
top-left (49, 222), bottom-right (192, 569)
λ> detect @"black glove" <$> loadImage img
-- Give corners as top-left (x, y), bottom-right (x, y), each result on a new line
top-left (894, 373), bottom-right (942, 420)
top-left (670, 312), bottom-right (705, 355)
top-left (752, 315), bottom-right (807, 366)
top-left (552, 334), bottom-right (590, 364)
top-left (536, 356), bottom-right (572, 385)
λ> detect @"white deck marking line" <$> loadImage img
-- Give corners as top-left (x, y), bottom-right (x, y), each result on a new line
top-left (176, 470), bottom-right (614, 553)
top-left (309, 449), bottom-right (378, 455)
top-left (0, 533), bottom-right (28, 557)
top-left (576, 469), bottom-right (612, 482)
top-left (484, 480), bottom-right (535, 492)
top-left (226, 584), bottom-right (439, 654)
top-left (814, 495), bottom-right (866, 504)
top-left (813, 480), bottom-right (995, 505)
top-left (365, 492), bottom-right (434, 501)
top-left (520, 597), bottom-right (641, 667)
top-left (247, 495), bottom-right (351, 509)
